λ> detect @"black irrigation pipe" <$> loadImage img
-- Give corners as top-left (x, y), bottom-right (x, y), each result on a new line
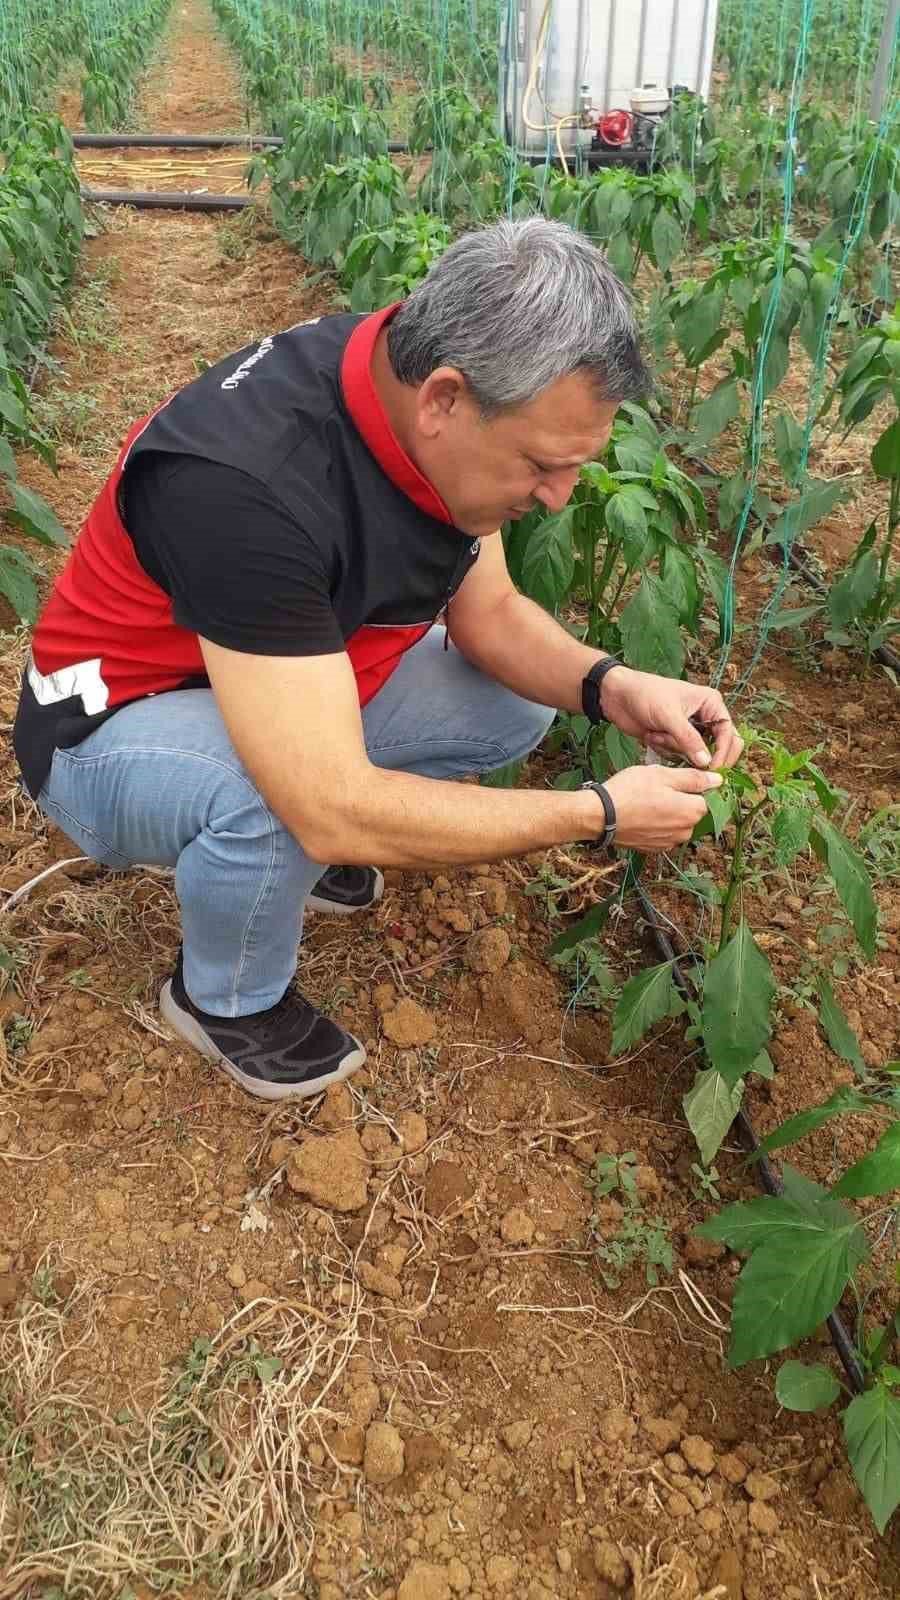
top-left (633, 878), bottom-right (867, 1395)
top-left (80, 186), bottom-right (252, 211)
top-left (71, 131), bottom-right (413, 152)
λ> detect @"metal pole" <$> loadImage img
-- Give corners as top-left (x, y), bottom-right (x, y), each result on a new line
top-left (870, 0), bottom-right (900, 121)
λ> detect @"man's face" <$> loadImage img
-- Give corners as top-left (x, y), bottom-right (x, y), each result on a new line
top-left (412, 369), bottom-right (618, 538)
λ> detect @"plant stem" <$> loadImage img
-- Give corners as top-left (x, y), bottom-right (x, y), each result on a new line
top-left (876, 473), bottom-right (899, 617)
top-left (718, 803), bottom-right (746, 951)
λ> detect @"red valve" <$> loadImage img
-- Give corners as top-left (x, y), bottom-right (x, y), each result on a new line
top-left (597, 110), bottom-right (634, 147)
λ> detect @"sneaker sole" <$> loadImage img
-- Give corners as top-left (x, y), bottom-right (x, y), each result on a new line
top-left (159, 981), bottom-right (367, 1102)
top-left (306, 867), bottom-right (385, 917)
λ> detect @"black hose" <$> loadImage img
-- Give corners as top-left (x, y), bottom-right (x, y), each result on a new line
top-left (632, 879), bottom-right (867, 1395)
top-left (72, 131), bottom-right (412, 153)
top-left (80, 186), bottom-right (251, 211)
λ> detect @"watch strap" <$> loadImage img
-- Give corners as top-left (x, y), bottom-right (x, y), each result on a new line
top-left (580, 780), bottom-right (617, 851)
top-left (582, 657), bottom-right (623, 725)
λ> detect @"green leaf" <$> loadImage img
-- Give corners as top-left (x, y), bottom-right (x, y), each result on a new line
top-left (721, 1186), bottom-right (869, 1366)
top-left (611, 962), bottom-right (678, 1055)
top-left (693, 377), bottom-right (740, 448)
top-left (758, 333), bottom-right (790, 399)
top-left (833, 1123), bottom-right (900, 1199)
top-left (718, 471), bottom-right (749, 531)
top-left (775, 1359), bottom-right (840, 1412)
top-left (0, 434), bottom-right (16, 480)
top-left (817, 974), bottom-right (864, 1072)
top-left (0, 387), bottom-right (27, 431)
top-left (547, 893), bottom-right (615, 956)
top-left (810, 818), bottom-right (877, 959)
top-left (673, 285), bottom-right (725, 367)
top-left (683, 1068), bottom-right (743, 1166)
top-left (703, 786), bottom-right (734, 840)
top-left (871, 418), bottom-right (900, 480)
top-left (749, 1048), bottom-right (775, 1079)
top-left (7, 483), bottom-right (67, 547)
top-left (480, 759), bottom-right (524, 789)
top-left (828, 550), bottom-right (880, 629)
top-left (520, 508), bottom-right (575, 612)
top-left (844, 1385), bottom-right (900, 1534)
top-left (768, 479), bottom-right (851, 546)
top-left (619, 575), bottom-right (684, 678)
top-left (0, 546), bottom-right (40, 622)
top-left (603, 725), bottom-right (641, 772)
top-left (701, 921), bottom-right (776, 1087)
top-left (650, 208), bottom-right (682, 275)
top-left (756, 1086), bottom-right (872, 1157)
top-left (773, 410), bottom-right (804, 479)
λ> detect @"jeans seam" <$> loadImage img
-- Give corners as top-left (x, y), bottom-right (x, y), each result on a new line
top-left (231, 797), bottom-right (280, 1018)
top-left (37, 794), bottom-right (131, 868)
top-left (367, 734), bottom-right (515, 763)
top-left (52, 744), bottom-right (262, 798)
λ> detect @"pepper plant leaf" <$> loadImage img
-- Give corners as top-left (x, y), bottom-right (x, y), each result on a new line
top-left (833, 1122), bottom-right (900, 1199)
top-left (775, 1359), bottom-right (841, 1412)
top-left (844, 1385), bottom-right (900, 1534)
top-left (683, 1068), bottom-right (743, 1166)
top-left (701, 920), bottom-right (776, 1086)
top-left (520, 507), bottom-right (576, 613)
top-left (817, 974), bottom-right (864, 1072)
top-left (611, 961), bottom-right (679, 1056)
top-left (723, 1186), bottom-right (869, 1366)
top-left (619, 575), bottom-right (684, 677)
top-left (810, 818), bottom-right (877, 959)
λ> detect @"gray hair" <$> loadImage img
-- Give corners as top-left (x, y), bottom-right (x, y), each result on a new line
top-left (387, 217), bottom-right (647, 416)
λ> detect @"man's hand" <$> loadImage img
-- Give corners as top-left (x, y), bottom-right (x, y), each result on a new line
top-left (603, 765), bottom-right (723, 850)
top-left (602, 668), bottom-right (743, 770)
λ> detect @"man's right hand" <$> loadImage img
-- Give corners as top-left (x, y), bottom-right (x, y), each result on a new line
top-left (603, 764), bottom-right (723, 851)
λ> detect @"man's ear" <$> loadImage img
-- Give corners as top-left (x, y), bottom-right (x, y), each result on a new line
top-left (416, 366), bottom-right (468, 437)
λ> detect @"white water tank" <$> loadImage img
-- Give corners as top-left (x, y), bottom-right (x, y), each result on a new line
top-left (501, 0), bottom-right (720, 155)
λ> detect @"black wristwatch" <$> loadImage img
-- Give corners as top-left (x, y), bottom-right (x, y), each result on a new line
top-left (580, 780), bottom-right (617, 851)
top-left (582, 657), bottom-right (624, 725)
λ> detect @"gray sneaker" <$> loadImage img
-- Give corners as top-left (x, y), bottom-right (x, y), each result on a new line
top-left (307, 865), bottom-right (384, 915)
top-left (160, 956), bottom-right (366, 1101)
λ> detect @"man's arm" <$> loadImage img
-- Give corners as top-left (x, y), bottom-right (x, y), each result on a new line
top-left (448, 536), bottom-right (743, 770)
top-left (199, 640), bottom-right (721, 867)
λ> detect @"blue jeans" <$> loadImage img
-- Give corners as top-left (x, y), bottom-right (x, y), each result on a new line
top-left (37, 628), bottom-right (554, 1016)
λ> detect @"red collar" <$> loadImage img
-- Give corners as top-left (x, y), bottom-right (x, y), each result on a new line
top-left (341, 302), bottom-right (452, 525)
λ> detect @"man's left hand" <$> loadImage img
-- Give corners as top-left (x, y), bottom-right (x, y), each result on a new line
top-left (601, 667), bottom-right (744, 770)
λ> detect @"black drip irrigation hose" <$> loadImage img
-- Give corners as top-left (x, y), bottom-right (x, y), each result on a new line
top-left (80, 186), bottom-right (251, 211)
top-left (632, 878), bottom-right (867, 1396)
top-left (71, 131), bottom-right (412, 153)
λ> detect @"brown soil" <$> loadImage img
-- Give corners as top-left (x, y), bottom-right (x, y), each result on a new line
top-left (2, 6), bottom-right (899, 1598)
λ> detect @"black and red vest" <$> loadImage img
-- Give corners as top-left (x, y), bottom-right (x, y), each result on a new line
top-left (14, 304), bottom-right (480, 796)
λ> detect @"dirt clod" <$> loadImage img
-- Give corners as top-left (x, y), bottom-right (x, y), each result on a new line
top-left (286, 1129), bottom-right (369, 1212)
top-left (499, 1206), bottom-right (534, 1246)
top-left (331, 1424), bottom-right (365, 1465)
top-left (748, 1501), bottom-right (780, 1536)
top-left (0, 1274), bottom-right (21, 1310)
top-left (719, 1451), bottom-right (748, 1484)
top-left (681, 1434), bottom-right (716, 1475)
top-left (643, 1416), bottom-right (681, 1454)
top-left (398, 1560), bottom-right (452, 1600)
top-left (364, 1420), bottom-right (405, 1484)
top-left (592, 1540), bottom-right (629, 1589)
top-left (358, 1261), bottom-right (402, 1299)
top-left (396, 1109), bottom-right (428, 1152)
top-left (713, 1547), bottom-right (743, 1600)
top-left (382, 998), bottom-right (437, 1046)
top-left (485, 1553), bottom-right (518, 1590)
top-left (75, 1070), bottom-right (107, 1098)
top-left (599, 1407), bottom-right (636, 1447)
top-left (745, 1469), bottom-right (778, 1501)
top-left (501, 1419), bottom-right (532, 1450)
top-left (315, 1082), bottom-right (354, 1128)
top-left (465, 927), bottom-right (511, 973)
top-left (423, 1159), bottom-right (473, 1218)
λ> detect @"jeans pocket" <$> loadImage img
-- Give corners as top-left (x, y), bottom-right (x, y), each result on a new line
top-left (38, 753), bottom-right (133, 870)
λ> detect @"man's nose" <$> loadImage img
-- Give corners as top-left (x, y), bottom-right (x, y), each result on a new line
top-left (533, 467), bottom-right (581, 514)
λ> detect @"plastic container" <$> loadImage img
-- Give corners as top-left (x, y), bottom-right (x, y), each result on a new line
top-left (630, 85), bottom-right (670, 115)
